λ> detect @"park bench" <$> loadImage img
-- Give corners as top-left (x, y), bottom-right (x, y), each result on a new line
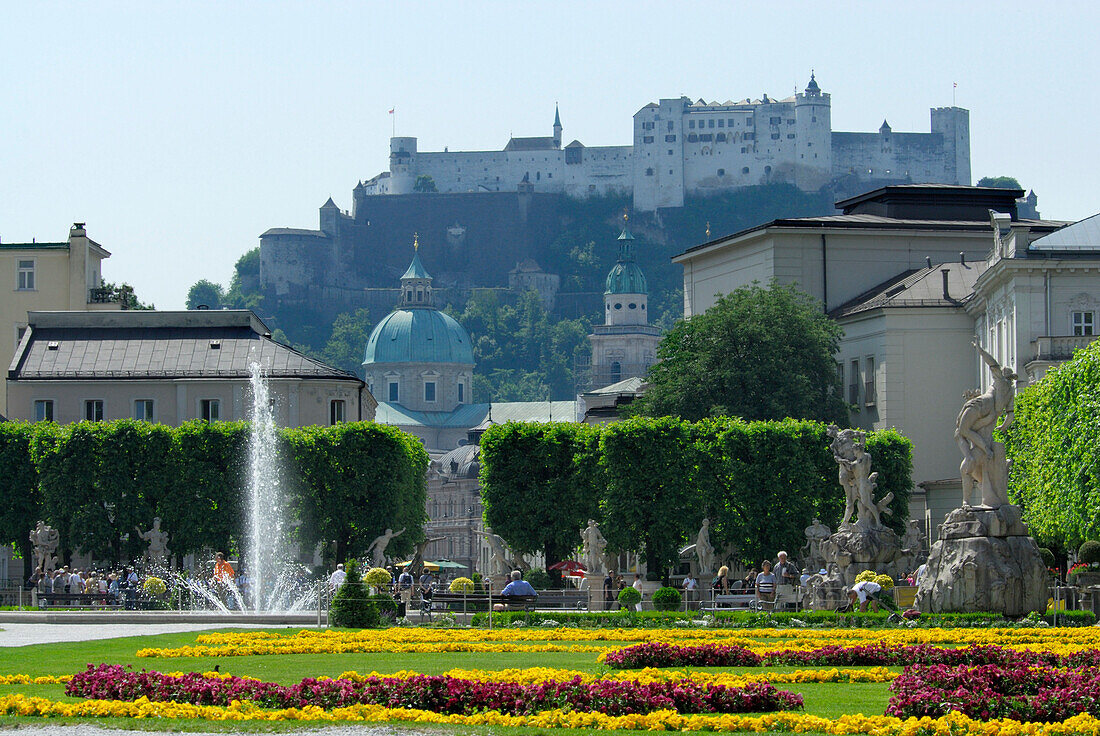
top-left (700, 593), bottom-right (757, 612)
top-left (531, 589), bottom-right (589, 610)
top-left (37, 593), bottom-right (122, 610)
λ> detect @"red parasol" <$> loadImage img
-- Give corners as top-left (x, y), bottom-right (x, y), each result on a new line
top-left (548, 560), bottom-right (587, 574)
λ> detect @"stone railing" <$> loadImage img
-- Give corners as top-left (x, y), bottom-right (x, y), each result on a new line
top-left (1033, 334), bottom-right (1099, 361)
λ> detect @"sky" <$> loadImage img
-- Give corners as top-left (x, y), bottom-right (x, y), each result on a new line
top-left (2, 1), bottom-right (1098, 309)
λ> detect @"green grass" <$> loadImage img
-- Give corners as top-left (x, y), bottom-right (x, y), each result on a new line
top-left (0, 627), bottom-right (895, 733)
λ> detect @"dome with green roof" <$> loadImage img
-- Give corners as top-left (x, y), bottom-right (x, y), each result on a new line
top-left (363, 309), bottom-right (474, 365)
top-left (605, 228), bottom-right (647, 295)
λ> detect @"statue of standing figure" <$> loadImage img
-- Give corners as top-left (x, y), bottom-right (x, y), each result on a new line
top-left (136, 517), bottom-right (171, 566)
top-left (366, 527), bottom-right (405, 568)
top-left (802, 518), bottom-right (831, 570)
top-left (476, 528), bottom-right (512, 578)
top-left (828, 426), bottom-right (894, 529)
top-left (955, 339), bottom-right (1015, 508)
top-left (693, 518), bottom-right (715, 578)
top-left (580, 519), bottom-right (610, 574)
top-left (29, 521), bottom-right (59, 573)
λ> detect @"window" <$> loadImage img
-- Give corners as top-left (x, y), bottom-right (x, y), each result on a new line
top-left (84, 400), bottom-right (104, 422)
top-left (133, 399), bottom-right (154, 421)
top-left (199, 399), bottom-right (220, 421)
top-left (457, 382), bottom-right (464, 403)
top-left (741, 147), bottom-right (748, 154)
top-left (17, 260), bottom-right (35, 290)
top-left (645, 167), bottom-right (654, 176)
top-left (688, 120), bottom-right (695, 129)
top-left (699, 133), bottom-right (712, 142)
top-left (665, 134), bottom-right (676, 142)
top-left (742, 166), bottom-right (750, 174)
top-left (746, 118), bottom-right (753, 126)
top-left (744, 132), bottom-right (754, 140)
top-left (771, 133), bottom-right (781, 140)
top-left (14, 325), bottom-right (27, 351)
top-left (610, 361), bottom-right (622, 383)
top-left (786, 118), bottom-right (795, 125)
top-left (864, 357), bottom-right (876, 406)
top-left (716, 133), bottom-right (726, 142)
top-left (786, 133), bottom-right (795, 139)
top-left (764, 165), bottom-right (772, 174)
top-left (848, 360), bottom-right (860, 405)
top-left (769, 116), bottom-right (781, 125)
top-left (1073, 311), bottom-right (1095, 336)
top-left (34, 399), bottom-right (54, 422)
top-left (727, 118), bottom-right (735, 126)
top-left (717, 119), bottom-right (724, 128)
top-left (708, 119), bottom-right (714, 128)
top-left (424, 381), bottom-right (436, 402)
top-left (642, 135), bottom-right (654, 143)
top-left (717, 168), bottom-right (725, 176)
top-left (688, 133), bottom-right (698, 142)
top-left (667, 121), bottom-right (673, 131)
top-left (329, 399), bottom-right (346, 424)
top-left (388, 381), bottom-right (399, 402)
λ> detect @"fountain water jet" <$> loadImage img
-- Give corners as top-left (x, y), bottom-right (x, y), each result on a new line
top-left (246, 361), bottom-right (284, 610)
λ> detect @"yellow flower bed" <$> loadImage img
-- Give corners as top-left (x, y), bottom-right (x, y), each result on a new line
top-left (7, 693), bottom-right (1100, 734)
top-left (338, 666), bottom-right (897, 685)
top-left (138, 626), bottom-right (1100, 658)
top-left (0, 675), bottom-right (71, 685)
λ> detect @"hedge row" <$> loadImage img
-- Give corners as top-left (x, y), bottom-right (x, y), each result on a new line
top-left (0, 420), bottom-right (428, 572)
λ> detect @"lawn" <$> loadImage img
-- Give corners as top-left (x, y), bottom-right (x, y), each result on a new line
top-left (0, 624), bottom-right (1056, 734)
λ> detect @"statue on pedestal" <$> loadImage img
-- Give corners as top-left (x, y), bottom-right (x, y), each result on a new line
top-left (366, 527), bottom-right (405, 568)
top-left (136, 517), bottom-right (171, 566)
top-left (801, 518), bottom-right (831, 571)
top-left (29, 521), bottom-right (59, 574)
top-left (828, 426), bottom-right (894, 530)
top-left (580, 519), bottom-right (610, 574)
top-left (476, 528), bottom-right (513, 580)
top-left (955, 339), bottom-right (1016, 508)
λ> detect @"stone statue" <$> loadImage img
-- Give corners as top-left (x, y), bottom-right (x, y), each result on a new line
top-left (955, 339), bottom-right (1016, 508)
top-left (29, 521), bottom-right (58, 574)
top-left (476, 529), bottom-right (511, 579)
top-left (802, 518), bottom-right (831, 570)
top-left (902, 519), bottom-right (924, 556)
top-left (693, 518), bottom-right (715, 578)
top-left (366, 527), bottom-right (405, 568)
top-left (406, 535), bottom-right (445, 575)
top-left (136, 517), bottom-right (170, 566)
top-left (580, 519), bottom-right (610, 574)
top-left (828, 426), bottom-right (894, 529)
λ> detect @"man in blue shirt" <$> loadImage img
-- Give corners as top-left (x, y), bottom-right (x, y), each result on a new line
top-left (500, 570), bottom-right (537, 597)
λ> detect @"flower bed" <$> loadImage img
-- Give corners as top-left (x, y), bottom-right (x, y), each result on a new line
top-left (604, 641), bottom-right (1100, 669)
top-left (888, 663), bottom-right (1100, 722)
top-left (66, 664), bottom-right (803, 716)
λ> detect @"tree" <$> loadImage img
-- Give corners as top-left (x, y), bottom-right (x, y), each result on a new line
top-left (413, 175), bottom-right (438, 193)
top-left (320, 308), bottom-right (372, 376)
top-left (0, 423), bottom-right (42, 578)
top-left (976, 176), bottom-right (1022, 190)
top-left (479, 422), bottom-right (601, 566)
top-left (100, 281), bottom-right (153, 310)
top-left (1004, 339), bottom-right (1100, 549)
top-left (630, 281), bottom-right (848, 424)
top-left (283, 422), bottom-right (428, 564)
top-left (186, 279), bottom-right (225, 310)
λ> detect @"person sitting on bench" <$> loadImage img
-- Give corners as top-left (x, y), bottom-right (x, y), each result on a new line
top-left (494, 570), bottom-right (537, 610)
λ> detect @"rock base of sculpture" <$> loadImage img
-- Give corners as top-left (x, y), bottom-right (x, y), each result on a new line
top-left (915, 504), bottom-right (1046, 616)
top-left (822, 524), bottom-right (903, 586)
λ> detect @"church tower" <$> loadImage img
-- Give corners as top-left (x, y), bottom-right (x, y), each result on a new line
top-left (553, 105), bottom-right (563, 149)
top-left (587, 218), bottom-right (661, 387)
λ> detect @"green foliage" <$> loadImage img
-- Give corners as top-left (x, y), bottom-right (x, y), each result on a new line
top-left (1003, 339), bottom-right (1100, 549)
top-left (651, 586), bottom-right (682, 611)
top-left (1039, 547), bottom-right (1056, 568)
top-left (363, 567), bottom-right (392, 588)
top-left (479, 416), bottom-right (912, 574)
top-left (186, 279), bottom-right (225, 310)
top-left (98, 281), bottom-right (153, 310)
top-left (413, 175), bottom-right (438, 193)
top-left (616, 585), bottom-right (641, 608)
top-left (319, 308), bottom-right (372, 376)
top-left (480, 422), bottom-right (601, 565)
top-left (0, 423), bottom-right (42, 575)
top-left (329, 559), bottom-right (377, 628)
top-left (1079, 540), bottom-right (1100, 565)
top-left (522, 568), bottom-right (552, 589)
top-left (282, 422), bottom-right (428, 564)
top-left (976, 176), bottom-right (1022, 190)
top-left (630, 281), bottom-right (848, 424)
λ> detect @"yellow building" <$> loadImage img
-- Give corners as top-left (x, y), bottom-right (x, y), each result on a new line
top-left (0, 223), bottom-right (122, 414)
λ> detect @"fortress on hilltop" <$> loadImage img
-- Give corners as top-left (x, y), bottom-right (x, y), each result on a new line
top-left (357, 74), bottom-right (970, 212)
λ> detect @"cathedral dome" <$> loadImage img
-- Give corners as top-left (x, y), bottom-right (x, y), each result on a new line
top-left (604, 228), bottom-right (647, 295)
top-left (363, 308), bottom-right (474, 365)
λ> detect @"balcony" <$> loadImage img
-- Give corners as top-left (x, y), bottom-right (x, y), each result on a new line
top-left (1033, 334), bottom-right (1099, 362)
top-left (88, 286), bottom-right (120, 304)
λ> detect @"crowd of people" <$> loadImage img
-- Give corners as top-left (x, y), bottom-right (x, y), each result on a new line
top-left (26, 566), bottom-right (144, 608)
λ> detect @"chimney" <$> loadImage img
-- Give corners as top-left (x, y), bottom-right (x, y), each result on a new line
top-left (960, 252), bottom-right (966, 266)
top-left (925, 256), bottom-right (932, 269)
top-left (941, 269), bottom-right (951, 300)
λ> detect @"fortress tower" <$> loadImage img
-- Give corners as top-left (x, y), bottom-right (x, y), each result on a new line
top-left (794, 72), bottom-right (832, 190)
top-left (931, 107), bottom-right (971, 185)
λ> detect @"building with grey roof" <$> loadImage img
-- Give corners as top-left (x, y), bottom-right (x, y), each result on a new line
top-left (673, 184), bottom-right (1092, 544)
top-left (7, 309), bottom-right (372, 426)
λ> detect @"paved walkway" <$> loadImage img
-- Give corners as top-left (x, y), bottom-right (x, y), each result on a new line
top-left (0, 622), bottom-right (276, 648)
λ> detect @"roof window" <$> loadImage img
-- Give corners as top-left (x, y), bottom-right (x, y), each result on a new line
top-left (209, 340), bottom-right (221, 349)
top-left (47, 341), bottom-right (59, 350)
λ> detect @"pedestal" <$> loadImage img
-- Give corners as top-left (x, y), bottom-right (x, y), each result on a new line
top-left (584, 573), bottom-right (610, 610)
top-left (915, 504), bottom-right (1046, 616)
top-left (822, 524), bottom-right (903, 586)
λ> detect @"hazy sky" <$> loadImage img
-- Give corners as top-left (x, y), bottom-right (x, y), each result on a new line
top-left (2, 2), bottom-right (1097, 309)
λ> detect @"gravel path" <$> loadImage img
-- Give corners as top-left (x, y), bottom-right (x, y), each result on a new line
top-left (0, 623), bottom-right (279, 648)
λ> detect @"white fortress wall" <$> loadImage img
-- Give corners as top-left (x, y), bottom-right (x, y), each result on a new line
top-left (831, 131), bottom-right (954, 183)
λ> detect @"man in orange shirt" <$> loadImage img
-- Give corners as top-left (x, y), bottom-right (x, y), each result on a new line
top-left (213, 552), bottom-right (235, 583)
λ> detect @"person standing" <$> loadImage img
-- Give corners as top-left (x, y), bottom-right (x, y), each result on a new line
top-left (329, 563), bottom-right (347, 590)
top-left (755, 560), bottom-right (777, 605)
top-left (397, 567), bottom-right (414, 610)
top-left (774, 551), bottom-right (799, 587)
top-left (632, 574), bottom-right (644, 612)
top-left (682, 573), bottom-right (698, 607)
top-left (603, 571), bottom-right (614, 608)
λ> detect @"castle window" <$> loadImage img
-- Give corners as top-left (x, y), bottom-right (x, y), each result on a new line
top-left (728, 118), bottom-right (735, 126)
top-left (457, 382), bottom-right (464, 403)
top-left (610, 362), bottom-right (622, 383)
top-left (718, 119), bottom-right (724, 128)
top-left (329, 399), bottom-right (346, 425)
top-left (741, 147), bottom-right (748, 154)
top-left (746, 118), bottom-right (753, 126)
top-left (770, 116), bottom-right (781, 125)
top-left (388, 382), bottom-right (399, 403)
top-left (688, 134), bottom-right (698, 142)
top-left (787, 133), bottom-right (795, 139)
top-left (717, 168), bottom-right (725, 176)
top-left (812, 116), bottom-right (817, 122)
top-left (424, 381), bottom-right (436, 403)
top-left (614, 303), bottom-right (622, 310)
top-left (643, 136), bottom-right (653, 143)
top-left (667, 121), bottom-right (673, 131)
top-left (807, 142), bottom-right (813, 147)
top-left (133, 399), bottom-right (155, 421)
top-left (645, 168), bottom-right (654, 176)
top-left (771, 133), bottom-right (780, 140)
top-left (699, 134), bottom-right (712, 142)
top-left (742, 167), bottom-right (750, 174)
top-left (787, 119), bottom-right (795, 125)
top-left (708, 119), bottom-right (714, 128)
top-left (764, 165), bottom-right (772, 174)
top-left (665, 134), bottom-right (676, 142)
top-left (1073, 311), bottom-right (1095, 336)
top-left (744, 132), bottom-right (754, 140)
top-left (689, 120), bottom-right (695, 129)
top-left (716, 133), bottom-right (726, 142)
top-left (628, 303), bottom-right (637, 309)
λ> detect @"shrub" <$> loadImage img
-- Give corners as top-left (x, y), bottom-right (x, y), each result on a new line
top-left (651, 586), bottom-right (682, 611)
top-left (617, 586), bottom-right (641, 609)
top-left (874, 574), bottom-right (894, 590)
top-left (1079, 540), bottom-right (1100, 565)
top-left (449, 577), bottom-right (474, 594)
top-left (855, 570), bottom-right (877, 583)
top-left (1039, 547), bottom-right (1056, 568)
top-left (142, 577), bottom-right (167, 597)
top-left (329, 560), bottom-right (378, 628)
top-left (363, 567), bottom-right (392, 589)
top-left (370, 593), bottom-right (397, 624)
top-left (523, 568), bottom-right (552, 590)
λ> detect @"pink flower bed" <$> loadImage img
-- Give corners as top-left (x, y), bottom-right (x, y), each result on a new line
top-left (605, 642), bottom-right (1100, 669)
top-left (66, 664), bottom-right (803, 716)
top-left (887, 663), bottom-right (1100, 722)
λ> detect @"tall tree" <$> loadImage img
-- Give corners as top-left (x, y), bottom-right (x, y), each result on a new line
top-left (630, 281), bottom-right (848, 424)
top-left (0, 423), bottom-right (42, 578)
top-left (186, 279), bottom-right (225, 310)
top-left (320, 308), bottom-right (372, 376)
top-left (976, 176), bottom-right (1022, 190)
